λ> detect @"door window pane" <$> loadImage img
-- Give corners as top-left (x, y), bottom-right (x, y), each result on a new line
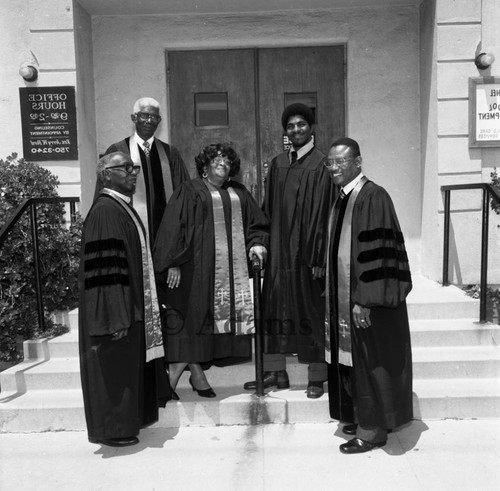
top-left (195, 93), bottom-right (228, 126)
top-left (284, 92), bottom-right (317, 123)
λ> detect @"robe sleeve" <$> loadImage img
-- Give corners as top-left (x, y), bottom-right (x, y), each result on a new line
top-left (153, 182), bottom-right (195, 280)
top-left (80, 201), bottom-right (137, 336)
top-left (351, 185), bottom-right (412, 308)
top-left (303, 161), bottom-right (335, 268)
top-left (168, 144), bottom-right (191, 189)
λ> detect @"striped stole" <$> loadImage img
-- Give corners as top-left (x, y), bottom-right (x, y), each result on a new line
top-left (100, 190), bottom-right (164, 362)
top-left (208, 185), bottom-right (254, 335)
top-left (325, 177), bottom-right (367, 366)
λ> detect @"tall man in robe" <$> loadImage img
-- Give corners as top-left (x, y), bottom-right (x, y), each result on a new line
top-left (79, 152), bottom-right (168, 447)
top-left (324, 137), bottom-right (413, 454)
top-left (243, 103), bottom-right (334, 398)
top-left (102, 97), bottom-right (190, 246)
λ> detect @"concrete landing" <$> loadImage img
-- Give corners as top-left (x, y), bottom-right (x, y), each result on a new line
top-left (1, 420), bottom-right (499, 491)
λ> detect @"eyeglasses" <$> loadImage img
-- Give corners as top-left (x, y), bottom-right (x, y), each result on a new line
top-left (136, 112), bottom-right (162, 123)
top-left (106, 164), bottom-right (141, 175)
top-left (212, 156), bottom-right (231, 166)
top-left (324, 157), bottom-right (356, 169)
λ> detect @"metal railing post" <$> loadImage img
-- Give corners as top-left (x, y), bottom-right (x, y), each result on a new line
top-left (29, 203), bottom-right (45, 331)
top-left (479, 188), bottom-right (490, 322)
top-left (442, 189), bottom-right (451, 286)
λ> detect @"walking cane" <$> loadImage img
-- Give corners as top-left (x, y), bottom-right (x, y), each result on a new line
top-left (251, 255), bottom-right (265, 397)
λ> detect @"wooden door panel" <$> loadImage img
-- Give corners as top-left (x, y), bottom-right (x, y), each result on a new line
top-left (258, 46), bottom-right (345, 163)
top-left (168, 49), bottom-right (257, 191)
top-left (168, 46), bottom-right (345, 199)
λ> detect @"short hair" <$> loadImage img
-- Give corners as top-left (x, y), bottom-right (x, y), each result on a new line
top-left (132, 97), bottom-right (161, 114)
top-left (281, 103), bottom-right (314, 130)
top-left (330, 137), bottom-right (361, 158)
top-left (96, 152), bottom-right (127, 180)
top-left (194, 143), bottom-right (241, 178)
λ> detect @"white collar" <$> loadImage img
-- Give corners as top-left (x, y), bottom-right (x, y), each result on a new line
top-left (289, 138), bottom-right (315, 161)
top-left (134, 132), bottom-right (154, 147)
top-left (342, 172), bottom-right (364, 196)
top-left (103, 187), bottom-right (132, 204)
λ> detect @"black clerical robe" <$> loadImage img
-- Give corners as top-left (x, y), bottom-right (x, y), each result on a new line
top-left (153, 178), bottom-right (269, 365)
top-left (78, 194), bottom-right (168, 442)
top-left (103, 137), bottom-right (190, 243)
top-left (262, 148), bottom-right (334, 362)
top-left (326, 179), bottom-right (413, 430)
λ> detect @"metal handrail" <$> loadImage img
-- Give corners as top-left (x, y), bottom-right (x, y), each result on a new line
top-left (0, 197), bottom-right (80, 331)
top-left (441, 183), bottom-right (500, 322)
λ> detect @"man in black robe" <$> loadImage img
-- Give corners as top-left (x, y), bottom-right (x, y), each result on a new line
top-left (243, 103), bottom-right (334, 398)
top-left (324, 137), bottom-right (413, 454)
top-left (79, 152), bottom-right (167, 447)
top-left (101, 97), bottom-right (190, 246)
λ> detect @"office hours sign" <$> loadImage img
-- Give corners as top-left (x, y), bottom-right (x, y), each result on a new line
top-left (19, 86), bottom-right (78, 160)
top-left (469, 77), bottom-right (500, 147)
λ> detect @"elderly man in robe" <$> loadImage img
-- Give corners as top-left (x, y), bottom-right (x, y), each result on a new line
top-left (324, 137), bottom-right (413, 454)
top-left (79, 152), bottom-right (168, 447)
top-left (101, 97), bottom-right (190, 246)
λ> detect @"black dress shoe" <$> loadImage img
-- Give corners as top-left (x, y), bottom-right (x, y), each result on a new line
top-left (342, 424), bottom-right (357, 435)
top-left (95, 436), bottom-right (139, 447)
top-left (189, 376), bottom-right (216, 398)
top-left (339, 438), bottom-right (386, 454)
top-left (306, 381), bottom-right (324, 399)
top-left (243, 370), bottom-right (290, 390)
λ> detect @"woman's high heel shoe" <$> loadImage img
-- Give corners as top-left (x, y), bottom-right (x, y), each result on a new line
top-left (189, 376), bottom-right (216, 398)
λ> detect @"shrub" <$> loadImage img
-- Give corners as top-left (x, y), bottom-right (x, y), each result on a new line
top-left (0, 153), bottom-right (81, 362)
top-left (491, 168), bottom-right (500, 217)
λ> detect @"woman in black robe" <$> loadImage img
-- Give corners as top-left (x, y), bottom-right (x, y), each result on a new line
top-left (154, 143), bottom-right (269, 398)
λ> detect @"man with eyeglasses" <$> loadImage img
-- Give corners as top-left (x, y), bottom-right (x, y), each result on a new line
top-left (324, 137), bottom-right (413, 454)
top-left (243, 103), bottom-right (335, 399)
top-left (79, 152), bottom-right (169, 448)
top-left (102, 97), bottom-right (189, 246)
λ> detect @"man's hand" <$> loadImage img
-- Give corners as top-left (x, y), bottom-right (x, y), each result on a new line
top-left (167, 267), bottom-right (181, 289)
top-left (312, 266), bottom-right (325, 279)
top-left (353, 304), bottom-right (371, 329)
top-left (249, 245), bottom-right (267, 268)
top-left (111, 329), bottom-right (128, 341)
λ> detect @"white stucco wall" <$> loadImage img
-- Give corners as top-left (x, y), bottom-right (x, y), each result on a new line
top-left (73, 0), bottom-right (97, 215)
top-left (0, 0), bottom-right (31, 158)
top-left (91, 5), bottom-right (422, 268)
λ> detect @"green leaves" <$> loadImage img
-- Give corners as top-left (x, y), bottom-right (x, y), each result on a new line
top-left (0, 154), bottom-right (82, 362)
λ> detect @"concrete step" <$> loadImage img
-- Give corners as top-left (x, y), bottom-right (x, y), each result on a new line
top-left (3, 345), bottom-right (500, 393)
top-left (406, 276), bottom-right (478, 320)
top-left (412, 345), bottom-right (500, 379)
top-left (0, 357), bottom-right (81, 392)
top-left (2, 378), bottom-right (499, 433)
top-left (410, 319), bottom-right (500, 347)
top-left (412, 378), bottom-right (500, 419)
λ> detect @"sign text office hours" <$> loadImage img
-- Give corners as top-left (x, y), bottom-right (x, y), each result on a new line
top-left (19, 86), bottom-right (78, 161)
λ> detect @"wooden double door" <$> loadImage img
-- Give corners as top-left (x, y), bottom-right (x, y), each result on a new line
top-left (167, 46), bottom-right (345, 202)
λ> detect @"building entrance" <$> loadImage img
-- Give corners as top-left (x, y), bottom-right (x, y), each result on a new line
top-left (167, 46), bottom-right (345, 202)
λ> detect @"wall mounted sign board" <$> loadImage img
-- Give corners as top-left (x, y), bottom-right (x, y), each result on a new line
top-left (19, 86), bottom-right (78, 160)
top-left (469, 77), bottom-right (500, 147)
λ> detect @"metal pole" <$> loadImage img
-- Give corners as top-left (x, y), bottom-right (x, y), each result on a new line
top-left (252, 256), bottom-right (264, 397)
top-left (442, 189), bottom-right (451, 286)
top-left (479, 189), bottom-right (489, 323)
top-left (30, 203), bottom-right (45, 331)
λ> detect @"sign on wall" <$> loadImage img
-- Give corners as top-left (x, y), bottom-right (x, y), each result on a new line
top-left (19, 86), bottom-right (78, 160)
top-left (469, 77), bottom-right (500, 147)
